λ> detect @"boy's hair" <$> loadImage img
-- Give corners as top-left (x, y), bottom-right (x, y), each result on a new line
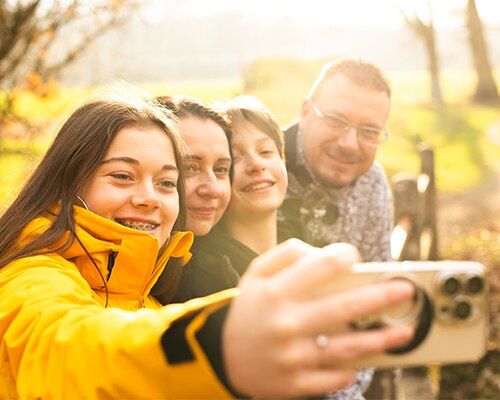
top-left (220, 95), bottom-right (284, 159)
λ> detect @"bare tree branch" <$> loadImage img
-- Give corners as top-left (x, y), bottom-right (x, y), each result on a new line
top-left (0, 0), bottom-right (141, 90)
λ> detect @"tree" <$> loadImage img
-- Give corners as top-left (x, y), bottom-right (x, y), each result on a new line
top-left (400, 2), bottom-right (443, 103)
top-left (466, 0), bottom-right (499, 103)
top-left (0, 0), bottom-right (142, 120)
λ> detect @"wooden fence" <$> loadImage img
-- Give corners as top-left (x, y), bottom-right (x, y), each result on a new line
top-left (391, 143), bottom-right (438, 262)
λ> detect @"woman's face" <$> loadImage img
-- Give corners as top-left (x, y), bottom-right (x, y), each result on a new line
top-left (227, 121), bottom-right (287, 218)
top-left (179, 116), bottom-right (232, 236)
top-left (81, 125), bottom-right (179, 246)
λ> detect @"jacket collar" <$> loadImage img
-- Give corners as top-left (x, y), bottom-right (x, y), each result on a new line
top-left (283, 122), bottom-right (314, 187)
top-left (19, 206), bottom-right (193, 304)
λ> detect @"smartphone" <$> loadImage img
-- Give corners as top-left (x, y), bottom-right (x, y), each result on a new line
top-left (318, 261), bottom-right (489, 368)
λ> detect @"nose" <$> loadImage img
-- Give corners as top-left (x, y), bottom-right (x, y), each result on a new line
top-left (198, 172), bottom-right (224, 198)
top-left (246, 154), bottom-right (265, 175)
top-left (337, 125), bottom-right (359, 153)
top-left (131, 182), bottom-right (161, 209)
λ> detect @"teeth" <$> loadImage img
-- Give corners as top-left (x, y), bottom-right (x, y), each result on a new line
top-left (116, 219), bottom-right (157, 231)
top-left (245, 182), bottom-right (273, 191)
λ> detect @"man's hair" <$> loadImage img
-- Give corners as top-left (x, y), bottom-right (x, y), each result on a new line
top-left (309, 57), bottom-right (391, 99)
top-left (219, 95), bottom-right (285, 160)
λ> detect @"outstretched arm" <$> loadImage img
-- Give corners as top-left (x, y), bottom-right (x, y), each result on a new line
top-left (223, 239), bottom-right (414, 398)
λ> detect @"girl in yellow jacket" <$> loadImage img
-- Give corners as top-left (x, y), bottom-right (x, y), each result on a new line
top-left (0, 84), bottom-right (415, 399)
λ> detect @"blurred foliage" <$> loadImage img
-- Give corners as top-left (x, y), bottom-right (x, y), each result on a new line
top-left (0, 0), bottom-right (142, 121)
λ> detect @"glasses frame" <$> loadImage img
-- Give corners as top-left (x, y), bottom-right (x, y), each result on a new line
top-left (308, 98), bottom-right (390, 147)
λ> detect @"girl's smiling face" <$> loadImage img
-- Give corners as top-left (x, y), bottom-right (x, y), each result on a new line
top-left (81, 124), bottom-right (180, 246)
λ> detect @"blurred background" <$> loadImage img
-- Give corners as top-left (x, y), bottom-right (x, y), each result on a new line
top-left (0, 1), bottom-right (499, 398)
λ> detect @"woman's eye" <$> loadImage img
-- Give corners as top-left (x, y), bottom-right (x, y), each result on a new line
top-left (159, 180), bottom-right (177, 189)
top-left (111, 173), bottom-right (132, 181)
top-left (183, 164), bottom-right (198, 174)
top-left (214, 166), bottom-right (230, 176)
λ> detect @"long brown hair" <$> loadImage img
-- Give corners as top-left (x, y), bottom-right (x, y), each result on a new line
top-left (0, 86), bottom-right (186, 302)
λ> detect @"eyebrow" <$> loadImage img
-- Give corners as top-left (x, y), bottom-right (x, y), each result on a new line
top-left (326, 112), bottom-right (382, 130)
top-left (184, 155), bottom-right (231, 163)
top-left (101, 157), bottom-right (179, 172)
top-left (256, 137), bottom-right (275, 145)
top-left (232, 136), bottom-right (274, 148)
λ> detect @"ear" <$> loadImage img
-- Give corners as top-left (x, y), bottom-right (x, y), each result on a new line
top-left (299, 97), bottom-right (311, 131)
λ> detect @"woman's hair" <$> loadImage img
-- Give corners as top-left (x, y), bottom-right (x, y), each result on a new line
top-left (0, 85), bottom-right (186, 298)
top-left (219, 95), bottom-right (284, 159)
top-left (157, 95), bottom-right (232, 145)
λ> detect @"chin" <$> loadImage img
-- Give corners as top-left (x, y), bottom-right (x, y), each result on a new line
top-left (323, 176), bottom-right (352, 188)
top-left (192, 226), bottom-right (212, 237)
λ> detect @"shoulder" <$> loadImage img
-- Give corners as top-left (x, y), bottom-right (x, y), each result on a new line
top-left (189, 234), bottom-right (227, 273)
top-left (175, 228), bottom-right (242, 301)
top-left (344, 162), bottom-right (391, 212)
top-left (356, 162), bottom-right (390, 194)
top-left (282, 121), bottom-right (299, 159)
top-left (277, 219), bottom-right (301, 242)
top-left (364, 161), bottom-right (389, 182)
top-left (2, 253), bottom-right (78, 276)
top-left (0, 254), bottom-right (95, 301)
top-left (282, 120), bottom-right (299, 136)
top-left (188, 227), bottom-right (244, 272)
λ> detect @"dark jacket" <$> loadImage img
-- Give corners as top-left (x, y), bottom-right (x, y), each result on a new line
top-left (173, 222), bottom-right (294, 303)
top-left (279, 122), bottom-right (339, 245)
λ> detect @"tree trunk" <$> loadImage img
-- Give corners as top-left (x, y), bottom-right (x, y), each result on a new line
top-left (467, 0), bottom-right (499, 102)
top-left (423, 24), bottom-right (443, 104)
top-left (400, 7), bottom-right (443, 104)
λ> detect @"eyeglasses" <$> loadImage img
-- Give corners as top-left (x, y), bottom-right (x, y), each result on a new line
top-left (309, 98), bottom-right (390, 147)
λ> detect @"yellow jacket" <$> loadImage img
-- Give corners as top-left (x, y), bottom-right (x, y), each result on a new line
top-left (0, 206), bottom-right (237, 399)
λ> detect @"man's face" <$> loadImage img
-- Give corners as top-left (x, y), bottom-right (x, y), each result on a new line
top-left (299, 73), bottom-right (390, 188)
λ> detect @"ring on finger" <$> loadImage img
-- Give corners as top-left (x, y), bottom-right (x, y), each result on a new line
top-left (315, 334), bottom-right (330, 368)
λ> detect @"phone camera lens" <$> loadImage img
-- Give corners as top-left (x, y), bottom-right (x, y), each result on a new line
top-left (442, 276), bottom-right (460, 295)
top-left (453, 299), bottom-right (472, 320)
top-left (466, 275), bottom-right (484, 294)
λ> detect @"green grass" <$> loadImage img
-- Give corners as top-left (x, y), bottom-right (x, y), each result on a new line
top-left (1, 59), bottom-right (500, 207)
top-left (383, 101), bottom-right (500, 190)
